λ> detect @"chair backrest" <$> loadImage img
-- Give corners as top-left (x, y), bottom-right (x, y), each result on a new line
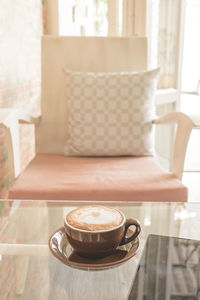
top-left (36, 36), bottom-right (147, 154)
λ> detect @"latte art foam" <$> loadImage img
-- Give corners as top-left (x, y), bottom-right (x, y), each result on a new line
top-left (66, 206), bottom-right (124, 231)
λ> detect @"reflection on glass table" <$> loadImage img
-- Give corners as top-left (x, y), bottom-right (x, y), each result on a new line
top-left (129, 234), bottom-right (200, 300)
top-left (1, 200), bottom-right (200, 300)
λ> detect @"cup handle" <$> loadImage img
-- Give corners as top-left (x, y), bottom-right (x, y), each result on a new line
top-left (119, 219), bottom-right (141, 246)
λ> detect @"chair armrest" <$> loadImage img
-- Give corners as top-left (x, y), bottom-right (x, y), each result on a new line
top-left (153, 112), bottom-right (197, 180)
top-left (0, 109), bottom-right (40, 180)
top-left (188, 115), bottom-right (200, 129)
top-left (0, 108), bottom-right (41, 125)
top-left (153, 111), bottom-right (199, 127)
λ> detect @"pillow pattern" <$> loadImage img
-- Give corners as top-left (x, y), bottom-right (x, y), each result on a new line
top-left (64, 68), bottom-right (159, 156)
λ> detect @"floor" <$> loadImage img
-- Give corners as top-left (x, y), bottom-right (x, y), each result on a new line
top-left (182, 172), bottom-right (200, 202)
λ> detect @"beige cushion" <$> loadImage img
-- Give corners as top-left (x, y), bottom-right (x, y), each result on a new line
top-left (63, 69), bottom-right (159, 156)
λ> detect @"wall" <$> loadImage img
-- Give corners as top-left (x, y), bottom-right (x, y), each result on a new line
top-left (0, 1), bottom-right (42, 196)
top-left (0, 2), bottom-right (42, 298)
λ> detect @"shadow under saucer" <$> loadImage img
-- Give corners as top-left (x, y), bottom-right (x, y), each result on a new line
top-left (49, 227), bottom-right (140, 271)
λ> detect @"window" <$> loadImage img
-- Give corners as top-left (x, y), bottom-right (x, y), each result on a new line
top-left (181, 0), bottom-right (200, 93)
top-left (148, 0), bottom-right (181, 90)
top-left (58, 0), bottom-right (123, 36)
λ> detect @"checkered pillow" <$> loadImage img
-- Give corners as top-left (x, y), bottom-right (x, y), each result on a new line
top-left (63, 69), bottom-right (159, 156)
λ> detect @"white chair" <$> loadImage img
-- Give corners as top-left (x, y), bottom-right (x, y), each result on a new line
top-left (1, 36), bottom-right (199, 202)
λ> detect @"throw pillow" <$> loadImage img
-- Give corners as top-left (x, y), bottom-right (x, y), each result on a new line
top-left (63, 68), bottom-right (159, 156)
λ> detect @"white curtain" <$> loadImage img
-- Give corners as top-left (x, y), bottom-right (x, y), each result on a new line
top-left (122, 0), bottom-right (181, 89)
top-left (157, 0), bottom-right (181, 89)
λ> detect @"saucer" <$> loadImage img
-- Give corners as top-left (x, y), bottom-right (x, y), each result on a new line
top-left (49, 227), bottom-right (140, 271)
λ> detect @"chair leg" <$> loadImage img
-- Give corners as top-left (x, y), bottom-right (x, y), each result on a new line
top-left (15, 255), bottom-right (29, 295)
top-left (47, 205), bottom-right (65, 236)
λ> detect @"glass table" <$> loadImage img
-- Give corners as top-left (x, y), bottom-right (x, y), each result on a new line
top-left (0, 199), bottom-right (200, 300)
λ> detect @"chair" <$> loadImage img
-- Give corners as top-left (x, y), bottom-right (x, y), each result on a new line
top-left (1, 36), bottom-right (200, 202)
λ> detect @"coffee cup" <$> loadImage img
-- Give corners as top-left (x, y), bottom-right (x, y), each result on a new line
top-left (64, 205), bottom-right (141, 258)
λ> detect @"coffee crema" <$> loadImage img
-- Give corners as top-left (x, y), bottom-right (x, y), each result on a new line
top-left (66, 206), bottom-right (124, 231)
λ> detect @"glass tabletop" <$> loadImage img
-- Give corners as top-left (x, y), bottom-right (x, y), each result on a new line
top-left (0, 199), bottom-right (200, 300)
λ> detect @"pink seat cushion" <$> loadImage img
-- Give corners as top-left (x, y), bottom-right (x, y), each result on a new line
top-left (8, 154), bottom-right (188, 202)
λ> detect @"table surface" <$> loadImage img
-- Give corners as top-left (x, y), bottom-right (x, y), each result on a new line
top-left (1, 199), bottom-right (200, 300)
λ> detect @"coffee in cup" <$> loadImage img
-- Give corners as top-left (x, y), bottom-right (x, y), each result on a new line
top-left (64, 205), bottom-right (141, 258)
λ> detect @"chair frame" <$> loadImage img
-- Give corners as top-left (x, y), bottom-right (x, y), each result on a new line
top-left (0, 36), bottom-right (200, 188)
top-left (1, 108), bottom-right (199, 184)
